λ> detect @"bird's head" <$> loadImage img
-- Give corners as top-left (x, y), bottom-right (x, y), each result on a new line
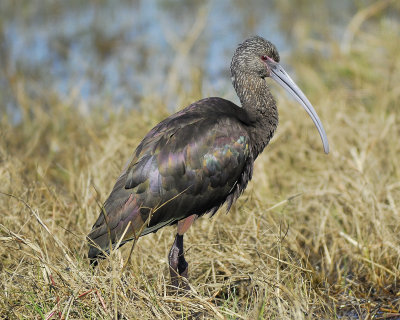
top-left (231, 36), bottom-right (280, 78)
top-left (231, 36), bottom-right (329, 154)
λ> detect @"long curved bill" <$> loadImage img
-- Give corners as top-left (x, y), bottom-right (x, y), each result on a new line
top-left (266, 58), bottom-right (329, 154)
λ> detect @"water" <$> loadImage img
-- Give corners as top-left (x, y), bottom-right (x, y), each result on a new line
top-left (0, 0), bottom-right (364, 122)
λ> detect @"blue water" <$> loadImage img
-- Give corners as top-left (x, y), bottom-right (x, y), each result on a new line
top-left (0, 0), bottom-right (362, 122)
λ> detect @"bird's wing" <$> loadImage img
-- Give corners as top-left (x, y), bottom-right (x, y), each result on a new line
top-left (88, 99), bottom-right (252, 259)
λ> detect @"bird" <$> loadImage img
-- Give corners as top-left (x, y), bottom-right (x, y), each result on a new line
top-left (87, 36), bottom-right (329, 289)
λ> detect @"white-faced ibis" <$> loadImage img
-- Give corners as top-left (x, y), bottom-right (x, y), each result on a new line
top-left (87, 36), bottom-right (329, 289)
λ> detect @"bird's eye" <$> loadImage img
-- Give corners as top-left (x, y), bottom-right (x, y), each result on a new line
top-left (261, 55), bottom-right (269, 61)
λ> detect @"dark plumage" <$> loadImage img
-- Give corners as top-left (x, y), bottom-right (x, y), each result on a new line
top-left (87, 36), bottom-right (329, 287)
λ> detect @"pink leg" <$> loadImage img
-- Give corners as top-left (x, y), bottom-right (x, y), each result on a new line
top-left (169, 215), bottom-right (197, 290)
top-left (177, 214), bottom-right (197, 235)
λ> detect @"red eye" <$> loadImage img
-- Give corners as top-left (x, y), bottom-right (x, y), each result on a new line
top-left (261, 55), bottom-right (269, 61)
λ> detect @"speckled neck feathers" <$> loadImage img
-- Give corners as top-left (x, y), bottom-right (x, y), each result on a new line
top-left (231, 59), bottom-right (278, 158)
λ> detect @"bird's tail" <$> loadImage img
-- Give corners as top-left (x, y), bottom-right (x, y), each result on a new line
top-left (87, 239), bottom-right (105, 267)
top-left (87, 194), bottom-right (146, 266)
top-left (87, 230), bottom-right (111, 267)
top-left (87, 225), bottom-right (134, 267)
top-left (87, 238), bottom-right (130, 267)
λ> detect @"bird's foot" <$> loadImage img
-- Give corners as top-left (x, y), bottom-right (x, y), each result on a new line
top-left (169, 234), bottom-right (190, 292)
top-left (177, 254), bottom-right (190, 291)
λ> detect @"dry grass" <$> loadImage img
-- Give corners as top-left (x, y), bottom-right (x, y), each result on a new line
top-left (1, 16), bottom-right (400, 320)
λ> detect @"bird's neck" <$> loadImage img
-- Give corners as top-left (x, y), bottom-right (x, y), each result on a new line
top-left (232, 72), bottom-right (279, 157)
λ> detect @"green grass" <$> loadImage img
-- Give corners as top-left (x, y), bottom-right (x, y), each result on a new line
top-left (1, 13), bottom-right (400, 320)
